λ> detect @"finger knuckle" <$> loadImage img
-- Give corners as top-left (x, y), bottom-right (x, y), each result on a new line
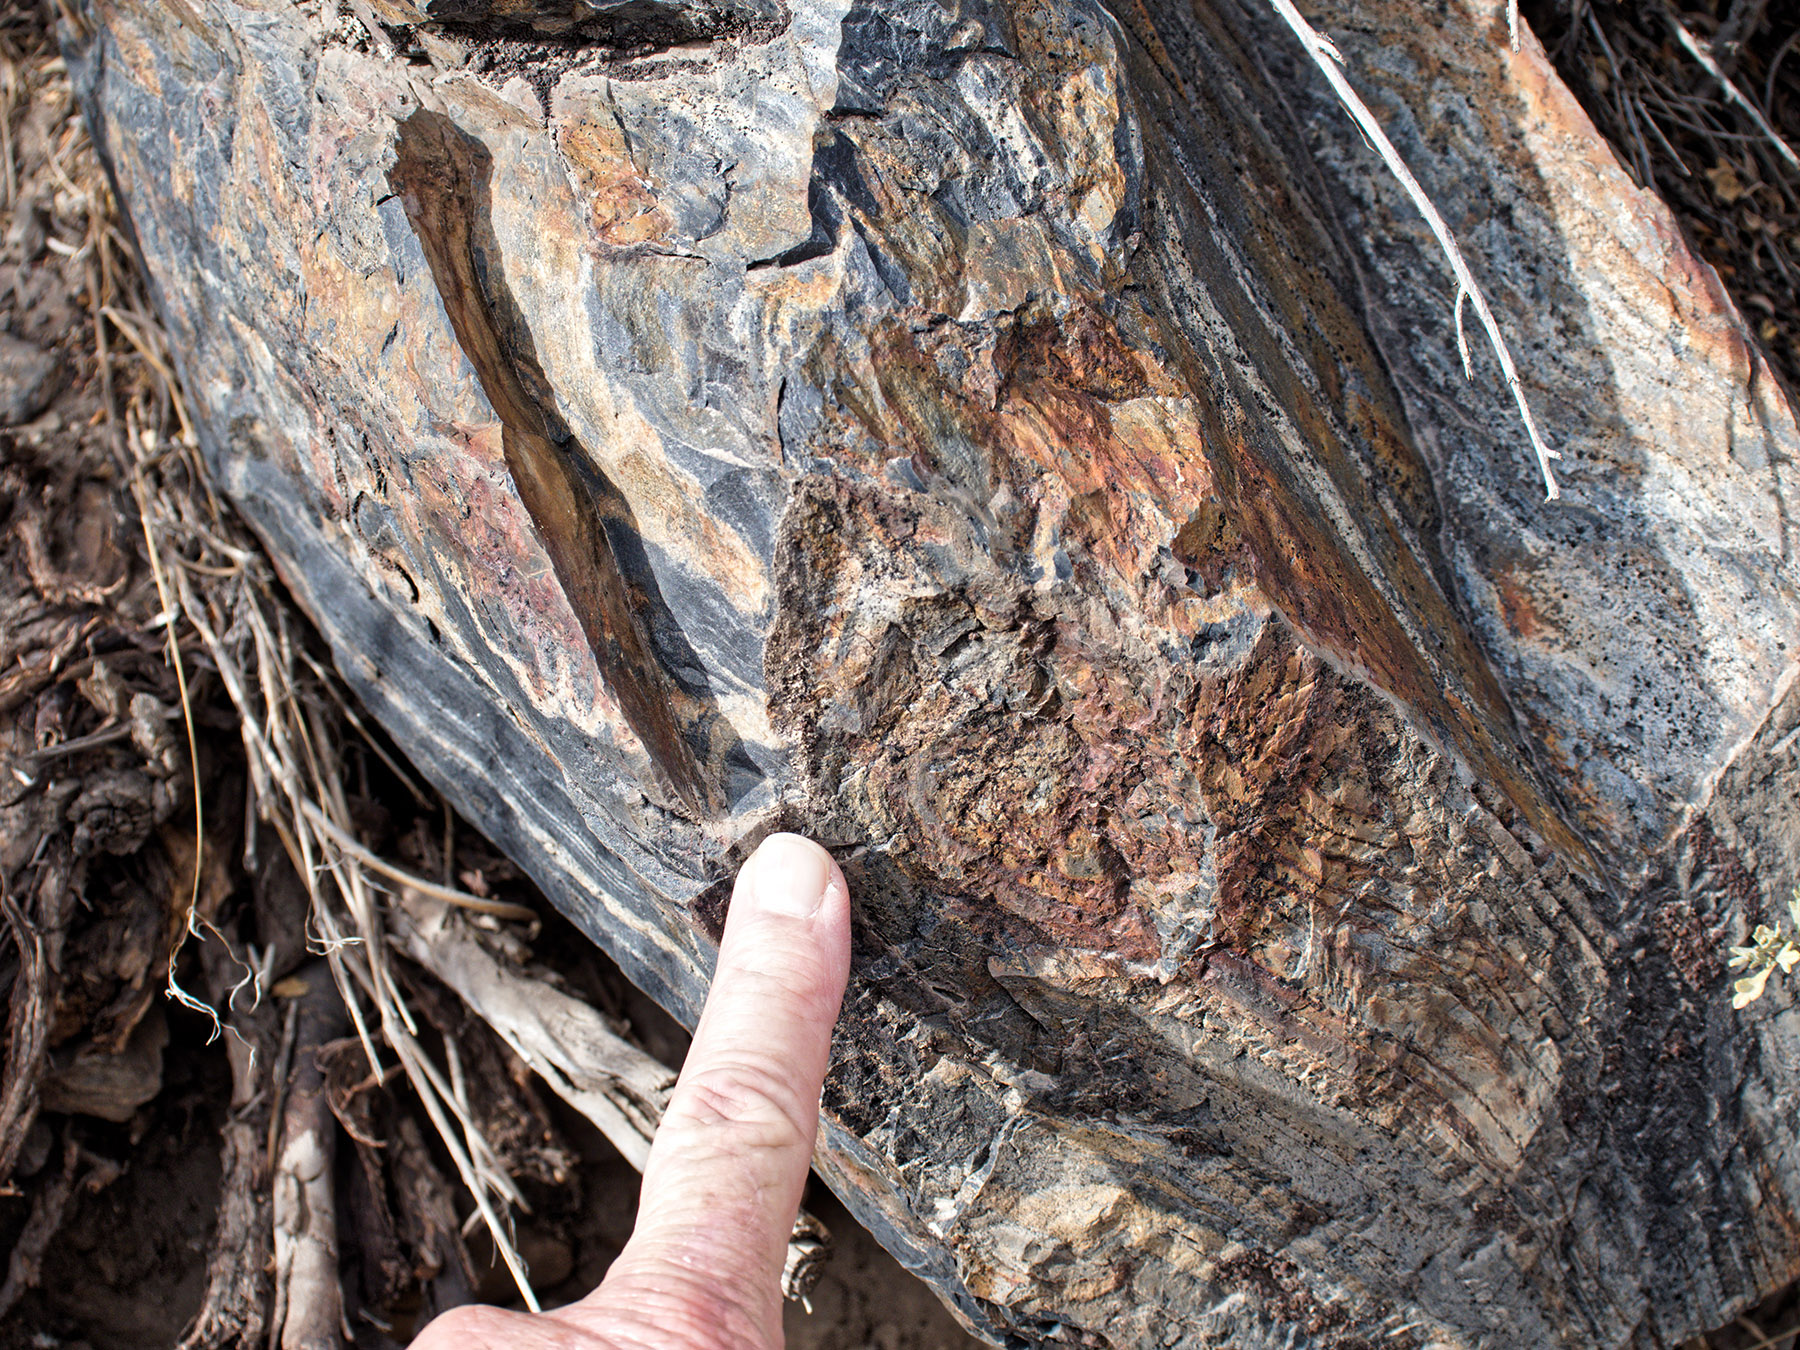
top-left (598, 1263), bottom-right (774, 1350)
top-left (665, 1058), bottom-right (813, 1154)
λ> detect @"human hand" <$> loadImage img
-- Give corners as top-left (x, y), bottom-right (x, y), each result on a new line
top-left (411, 832), bottom-right (852, 1350)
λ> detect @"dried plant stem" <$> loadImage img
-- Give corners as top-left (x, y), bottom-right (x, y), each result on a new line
top-left (299, 804), bottom-right (536, 921)
top-left (1668, 12), bottom-right (1800, 173)
top-left (1735, 1317), bottom-right (1800, 1350)
top-left (269, 963), bottom-right (348, 1350)
top-left (131, 434), bottom-right (544, 1312)
top-left (1264, 0), bottom-right (1561, 499)
top-left (127, 459), bottom-right (210, 1027)
top-left (7, 9), bottom-right (543, 1324)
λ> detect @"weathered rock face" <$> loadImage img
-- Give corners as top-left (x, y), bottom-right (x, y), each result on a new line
top-left (71, 0), bottom-right (1800, 1343)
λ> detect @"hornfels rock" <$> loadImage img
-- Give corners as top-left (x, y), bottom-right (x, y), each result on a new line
top-left (72, 0), bottom-right (1800, 1343)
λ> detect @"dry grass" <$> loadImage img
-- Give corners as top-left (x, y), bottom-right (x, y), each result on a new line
top-left (127, 424), bottom-right (549, 1311)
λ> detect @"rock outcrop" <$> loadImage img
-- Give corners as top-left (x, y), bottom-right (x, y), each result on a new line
top-left (71, 0), bottom-right (1800, 1343)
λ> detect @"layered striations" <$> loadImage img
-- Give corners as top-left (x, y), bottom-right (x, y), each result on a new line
top-left (70, 0), bottom-right (1800, 1343)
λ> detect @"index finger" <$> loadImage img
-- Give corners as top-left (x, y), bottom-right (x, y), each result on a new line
top-left (588, 833), bottom-right (851, 1348)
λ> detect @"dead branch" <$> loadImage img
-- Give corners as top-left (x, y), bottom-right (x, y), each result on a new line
top-left (16, 514), bottom-right (127, 607)
top-left (392, 1114), bottom-right (478, 1325)
top-left (1714, 0), bottom-right (1773, 70)
top-left (129, 428), bottom-right (544, 1312)
top-left (0, 850), bottom-right (74, 1185)
top-left (179, 1060), bottom-right (278, 1347)
top-left (178, 919), bottom-right (285, 1350)
top-left (270, 962), bottom-right (351, 1350)
top-left (1669, 11), bottom-right (1800, 173)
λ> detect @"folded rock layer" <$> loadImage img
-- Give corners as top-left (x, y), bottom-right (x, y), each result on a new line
top-left (72, 0), bottom-right (1800, 1343)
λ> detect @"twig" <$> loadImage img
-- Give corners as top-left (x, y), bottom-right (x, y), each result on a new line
top-left (1636, 90), bottom-right (1694, 176)
top-left (295, 648), bottom-right (431, 807)
top-left (15, 22), bottom-right (551, 1325)
top-left (0, 857), bottom-right (72, 1186)
top-left (1263, 0), bottom-right (1562, 499)
top-left (1765, 29), bottom-right (1800, 123)
top-left (0, 1135), bottom-right (77, 1320)
top-left (1620, 88), bottom-right (1660, 187)
top-left (134, 432), bottom-right (543, 1313)
top-left (265, 999), bottom-right (301, 1176)
top-left (391, 1113), bottom-right (479, 1316)
top-left (1585, 7), bottom-right (1655, 187)
top-left (269, 962), bottom-right (349, 1350)
top-left (385, 1019), bottom-right (540, 1308)
top-left (1714, 0), bottom-right (1772, 71)
top-left (129, 445), bottom-right (211, 1033)
top-left (181, 940), bottom-right (282, 1350)
top-left (299, 801), bottom-right (537, 921)
top-left (392, 892), bottom-right (669, 1167)
top-left (1669, 12), bottom-right (1800, 173)
top-left (98, 303), bottom-right (197, 448)
top-left (16, 514), bottom-right (128, 606)
top-left (1736, 1318), bottom-right (1800, 1350)
top-left (16, 718), bottom-right (142, 767)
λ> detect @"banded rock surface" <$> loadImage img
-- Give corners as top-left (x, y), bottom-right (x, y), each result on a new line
top-left (72, 0), bottom-right (1800, 1343)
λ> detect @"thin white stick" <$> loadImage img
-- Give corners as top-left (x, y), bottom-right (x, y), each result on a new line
top-left (1265, 0), bottom-right (1562, 500)
top-left (1508, 0), bottom-right (1520, 53)
top-left (299, 802), bottom-right (538, 921)
top-left (389, 1027), bottom-right (540, 1311)
top-left (1669, 15), bottom-right (1800, 173)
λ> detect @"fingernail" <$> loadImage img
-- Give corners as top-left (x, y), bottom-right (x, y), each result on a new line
top-left (741, 832), bottom-right (833, 920)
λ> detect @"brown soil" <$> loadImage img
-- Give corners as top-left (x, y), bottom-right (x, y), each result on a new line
top-left (2, 1008), bottom-right (231, 1350)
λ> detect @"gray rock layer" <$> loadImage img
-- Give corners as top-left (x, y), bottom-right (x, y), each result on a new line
top-left (70, 0), bottom-right (1800, 1344)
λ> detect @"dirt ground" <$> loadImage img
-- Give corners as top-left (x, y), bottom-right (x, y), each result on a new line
top-left (5, 1001), bottom-right (980, 1350)
top-left (2, 0), bottom-right (1800, 1347)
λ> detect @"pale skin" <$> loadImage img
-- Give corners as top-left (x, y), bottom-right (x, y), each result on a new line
top-left (411, 832), bottom-right (853, 1350)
